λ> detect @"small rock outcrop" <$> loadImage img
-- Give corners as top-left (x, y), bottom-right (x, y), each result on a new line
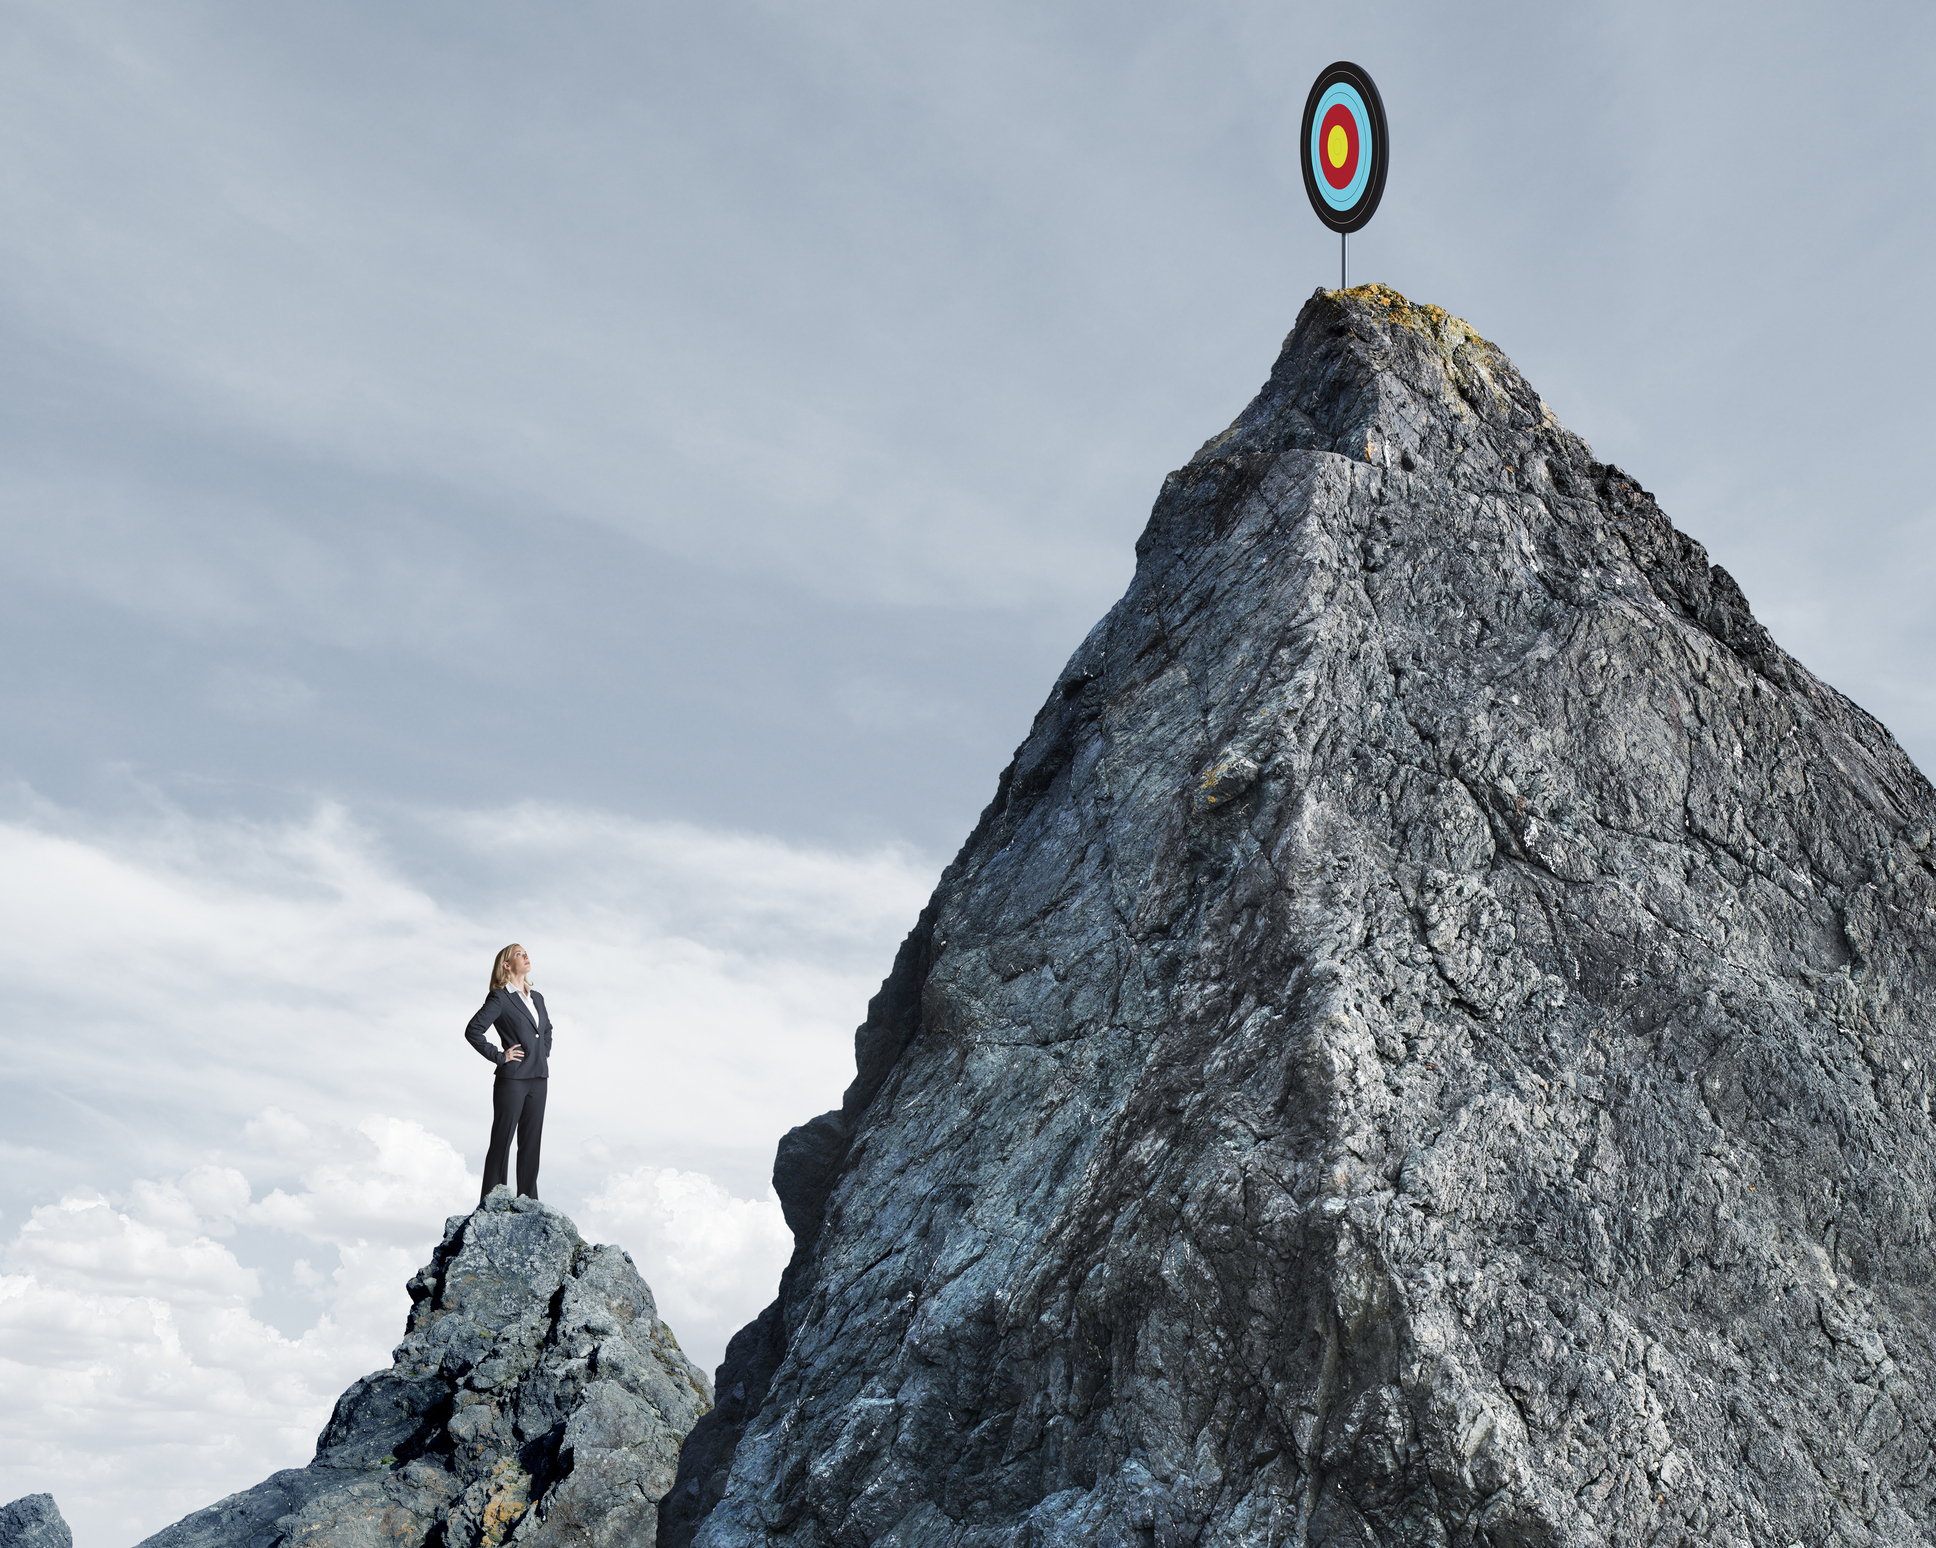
top-left (0, 1496), bottom-right (72, 1548)
top-left (140, 1190), bottom-right (709, 1548)
top-left (668, 287), bottom-right (1936, 1547)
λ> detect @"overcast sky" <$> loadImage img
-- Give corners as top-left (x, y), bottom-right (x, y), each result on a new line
top-left (4, 2), bottom-right (1933, 1544)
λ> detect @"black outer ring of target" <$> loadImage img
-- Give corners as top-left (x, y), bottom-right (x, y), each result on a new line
top-left (1300, 60), bottom-right (1388, 235)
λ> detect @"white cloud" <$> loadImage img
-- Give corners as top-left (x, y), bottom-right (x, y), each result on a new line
top-left (248, 1116), bottom-right (474, 1252)
top-left (0, 790), bottom-right (932, 1180)
top-left (580, 1168), bottom-right (794, 1366)
top-left (0, 791), bottom-right (933, 1547)
top-left (0, 1123), bottom-right (443, 1547)
top-left (0, 1111), bottom-right (795, 1548)
top-left (10, 1191), bottom-right (258, 1308)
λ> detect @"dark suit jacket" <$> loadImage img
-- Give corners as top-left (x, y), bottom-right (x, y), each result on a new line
top-left (465, 986), bottom-right (553, 1079)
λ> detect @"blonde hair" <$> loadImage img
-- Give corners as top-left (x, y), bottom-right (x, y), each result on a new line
top-left (490, 944), bottom-right (533, 993)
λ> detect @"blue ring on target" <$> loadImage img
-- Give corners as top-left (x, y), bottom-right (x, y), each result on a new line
top-left (1299, 61), bottom-right (1389, 235)
top-left (1309, 83), bottom-right (1374, 213)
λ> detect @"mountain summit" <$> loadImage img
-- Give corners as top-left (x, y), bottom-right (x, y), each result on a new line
top-left (142, 1191), bottom-right (709, 1548)
top-left (668, 286), bottom-right (1936, 1547)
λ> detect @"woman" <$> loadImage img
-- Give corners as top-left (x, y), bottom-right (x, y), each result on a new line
top-left (465, 943), bottom-right (553, 1203)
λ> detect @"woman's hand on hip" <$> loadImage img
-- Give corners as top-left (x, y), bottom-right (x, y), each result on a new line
top-left (504, 1045), bottom-right (525, 1063)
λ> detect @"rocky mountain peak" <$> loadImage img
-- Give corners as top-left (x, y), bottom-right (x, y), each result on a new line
top-left (139, 1190), bottom-right (709, 1548)
top-left (669, 286), bottom-right (1936, 1547)
top-left (1188, 283), bottom-right (1564, 478)
top-left (0, 1495), bottom-right (71, 1548)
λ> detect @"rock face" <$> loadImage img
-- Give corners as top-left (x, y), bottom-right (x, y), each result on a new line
top-left (140, 1190), bottom-right (709, 1548)
top-left (668, 286), bottom-right (1936, 1547)
top-left (0, 1496), bottom-right (72, 1548)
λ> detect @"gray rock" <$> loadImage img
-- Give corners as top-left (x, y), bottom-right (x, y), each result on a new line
top-left (0, 1496), bottom-right (71, 1548)
top-left (139, 1189), bottom-right (710, 1548)
top-left (669, 285), bottom-right (1936, 1547)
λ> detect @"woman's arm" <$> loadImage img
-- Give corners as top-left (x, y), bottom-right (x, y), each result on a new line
top-left (464, 995), bottom-right (509, 1066)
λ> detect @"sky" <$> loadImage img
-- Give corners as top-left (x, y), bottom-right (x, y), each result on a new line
top-left (2, 1), bottom-right (1933, 1543)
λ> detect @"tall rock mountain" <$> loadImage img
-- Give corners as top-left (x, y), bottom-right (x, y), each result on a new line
top-left (666, 286), bottom-right (1936, 1548)
top-left (141, 1190), bottom-right (709, 1548)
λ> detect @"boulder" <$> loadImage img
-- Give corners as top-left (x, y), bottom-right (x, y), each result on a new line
top-left (0, 1496), bottom-right (71, 1548)
top-left (139, 1189), bottom-right (709, 1548)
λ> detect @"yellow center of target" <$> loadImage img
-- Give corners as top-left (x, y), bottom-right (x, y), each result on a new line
top-left (1327, 123), bottom-right (1349, 169)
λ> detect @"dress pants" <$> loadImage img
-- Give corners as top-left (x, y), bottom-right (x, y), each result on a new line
top-left (481, 1076), bottom-right (547, 1201)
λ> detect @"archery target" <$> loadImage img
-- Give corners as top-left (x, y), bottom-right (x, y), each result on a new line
top-left (1300, 62), bottom-right (1388, 234)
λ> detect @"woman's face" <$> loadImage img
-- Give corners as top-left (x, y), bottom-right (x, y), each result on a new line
top-left (510, 947), bottom-right (531, 978)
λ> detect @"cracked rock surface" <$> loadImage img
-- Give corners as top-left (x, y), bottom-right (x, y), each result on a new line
top-left (0, 1496), bottom-right (71, 1548)
top-left (140, 1190), bottom-right (709, 1548)
top-left (667, 286), bottom-right (1936, 1548)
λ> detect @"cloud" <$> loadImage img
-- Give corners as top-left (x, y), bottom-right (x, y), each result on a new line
top-left (9, 1191), bottom-right (259, 1308)
top-left (247, 1115), bottom-right (475, 1252)
top-left (431, 801), bottom-right (931, 966)
top-left (0, 790), bottom-right (931, 1545)
top-left (0, 788), bottom-right (933, 1195)
top-left (0, 2), bottom-right (1140, 614)
top-left (0, 1109), bottom-right (793, 1548)
top-left (0, 1121), bottom-right (447, 1546)
top-left (580, 1167), bottom-right (794, 1365)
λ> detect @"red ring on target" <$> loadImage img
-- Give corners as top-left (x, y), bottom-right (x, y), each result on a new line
top-left (1318, 103), bottom-right (1360, 190)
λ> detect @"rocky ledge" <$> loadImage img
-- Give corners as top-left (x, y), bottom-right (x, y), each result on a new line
top-left (140, 1190), bottom-right (709, 1548)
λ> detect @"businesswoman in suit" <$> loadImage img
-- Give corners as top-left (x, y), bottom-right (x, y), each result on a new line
top-left (465, 943), bottom-right (554, 1203)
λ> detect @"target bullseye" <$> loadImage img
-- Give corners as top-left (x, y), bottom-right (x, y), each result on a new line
top-left (1320, 104), bottom-right (1359, 189)
top-left (1300, 61), bottom-right (1387, 236)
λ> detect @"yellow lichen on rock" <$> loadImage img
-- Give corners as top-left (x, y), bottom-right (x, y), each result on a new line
top-left (1338, 282), bottom-right (1489, 361)
top-left (476, 1459), bottom-right (530, 1548)
top-left (1193, 748), bottom-right (1261, 813)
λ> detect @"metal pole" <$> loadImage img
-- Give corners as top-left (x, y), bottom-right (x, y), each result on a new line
top-left (1341, 232), bottom-right (1347, 291)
